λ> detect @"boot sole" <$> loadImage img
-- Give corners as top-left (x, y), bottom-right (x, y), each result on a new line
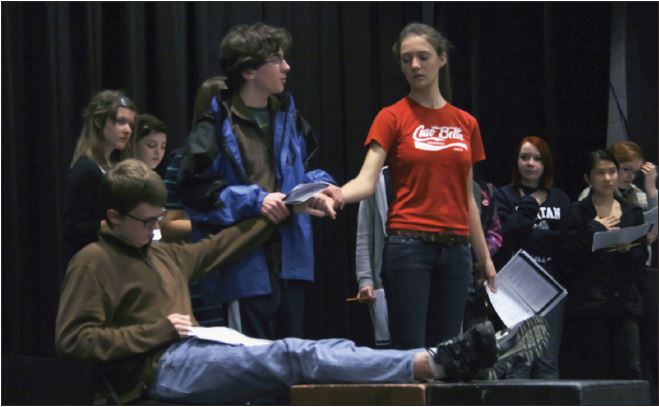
top-left (496, 316), bottom-right (549, 364)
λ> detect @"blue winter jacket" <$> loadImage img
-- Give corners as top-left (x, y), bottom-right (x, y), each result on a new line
top-left (177, 91), bottom-right (336, 302)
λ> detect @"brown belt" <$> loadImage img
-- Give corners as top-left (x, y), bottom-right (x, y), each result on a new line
top-left (387, 229), bottom-right (470, 246)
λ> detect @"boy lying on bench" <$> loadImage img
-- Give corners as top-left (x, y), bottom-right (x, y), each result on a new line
top-left (56, 159), bottom-right (548, 404)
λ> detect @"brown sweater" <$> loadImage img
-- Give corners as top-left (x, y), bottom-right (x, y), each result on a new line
top-left (55, 217), bottom-right (273, 403)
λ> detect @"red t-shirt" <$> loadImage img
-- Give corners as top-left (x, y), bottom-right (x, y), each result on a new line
top-left (365, 97), bottom-right (485, 235)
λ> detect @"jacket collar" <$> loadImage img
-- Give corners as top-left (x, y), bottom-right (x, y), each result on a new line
top-left (219, 89), bottom-right (289, 121)
top-left (98, 231), bottom-right (151, 258)
top-left (578, 194), bottom-right (635, 213)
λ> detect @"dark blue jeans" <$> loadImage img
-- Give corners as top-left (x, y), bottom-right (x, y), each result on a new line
top-left (382, 235), bottom-right (472, 349)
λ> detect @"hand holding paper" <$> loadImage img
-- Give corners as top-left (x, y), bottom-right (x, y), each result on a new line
top-left (486, 250), bottom-right (566, 327)
top-left (261, 192), bottom-right (290, 224)
top-left (283, 182), bottom-right (330, 205)
top-left (188, 326), bottom-right (272, 347)
top-left (592, 222), bottom-right (653, 251)
top-left (321, 184), bottom-right (345, 209)
top-left (293, 193), bottom-right (336, 219)
top-left (167, 313), bottom-right (193, 338)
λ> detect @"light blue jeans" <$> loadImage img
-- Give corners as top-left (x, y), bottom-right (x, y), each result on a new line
top-left (151, 337), bottom-right (420, 404)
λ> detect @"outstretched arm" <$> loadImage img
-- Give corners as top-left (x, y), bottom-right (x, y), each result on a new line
top-left (336, 143), bottom-right (387, 206)
top-left (169, 217), bottom-right (275, 281)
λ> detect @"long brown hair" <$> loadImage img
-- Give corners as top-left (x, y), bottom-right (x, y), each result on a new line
top-left (191, 76), bottom-right (227, 127)
top-left (72, 90), bottom-right (136, 170)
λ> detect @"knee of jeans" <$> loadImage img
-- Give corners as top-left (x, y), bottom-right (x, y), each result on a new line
top-left (279, 338), bottom-right (355, 375)
top-left (278, 337), bottom-right (354, 355)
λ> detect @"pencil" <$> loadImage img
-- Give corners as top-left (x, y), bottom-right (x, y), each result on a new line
top-left (345, 297), bottom-right (374, 303)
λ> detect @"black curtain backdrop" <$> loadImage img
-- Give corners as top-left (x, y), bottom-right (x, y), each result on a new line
top-left (2, 2), bottom-right (656, 356)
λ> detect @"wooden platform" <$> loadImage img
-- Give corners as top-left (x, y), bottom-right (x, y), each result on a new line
top-left (290, 380), bottom-right (651, 405)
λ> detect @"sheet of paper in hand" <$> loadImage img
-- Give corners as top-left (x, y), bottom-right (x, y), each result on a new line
top-left (283, 182), bottom-right (330, 205)
top-left (592, 222), bottom-right (653, 251)
top-left (188, 326), bottom-right (273, 347)
top-left (486, 250), bottom-right (567, 327)
top-left (644, 206), bottom-right (657, 235)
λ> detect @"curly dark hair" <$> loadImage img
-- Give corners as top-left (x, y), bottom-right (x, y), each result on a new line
top-left (219, 22), bottom-right (292, 90)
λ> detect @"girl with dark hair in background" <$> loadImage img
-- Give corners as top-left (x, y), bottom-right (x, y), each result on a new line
top-left (160, 77), bottom-right (229, 327)
top-left (579, 141), bottom-right (657, 211)
top-left (577, 141), bottom-right (657, 397)
top-left (132, 114), bottom-right (168, 171)
top-left (337, 23), bottom-right (496, 350)
top-left (560, 149), bottom-right (647, 380)
top-left (493, 136), bottom-right (570, 378)
top-left (160, 77), bottom-right (227, 243)
top-left (61, 90), bottom-right (136, 269)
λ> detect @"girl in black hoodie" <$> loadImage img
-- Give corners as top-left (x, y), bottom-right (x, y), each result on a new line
top-left (494, 136), bottom-right (570, 379)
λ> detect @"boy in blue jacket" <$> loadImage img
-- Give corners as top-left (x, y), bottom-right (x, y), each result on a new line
top-left (177, 22), bottom-right (342, 339)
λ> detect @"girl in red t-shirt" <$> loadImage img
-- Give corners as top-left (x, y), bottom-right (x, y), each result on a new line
top-left (331, 23), bottom-right (497, 349)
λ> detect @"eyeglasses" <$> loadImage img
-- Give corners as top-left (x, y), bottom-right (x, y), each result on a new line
top-left (124, 211), bottom-right (166, 228)
top-left (114, 117), bottom-right (135, 130)
top-left (264, 55), bottom-right (287, 65)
